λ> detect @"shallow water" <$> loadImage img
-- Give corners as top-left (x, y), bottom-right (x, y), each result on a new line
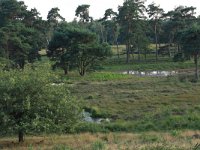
top-left (122, 70), bottom-right (178, 77)
top-left (83, 111), bottom-right (110, 124)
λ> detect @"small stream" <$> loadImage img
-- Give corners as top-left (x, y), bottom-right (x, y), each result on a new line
top-left (83, 111), bottom-right (110, 124)
top-left (122, 70), bottom-right (178, 77)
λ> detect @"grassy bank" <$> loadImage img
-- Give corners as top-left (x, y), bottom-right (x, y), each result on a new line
top-left (66, 73), bottom-right (200, 132)
top-left (0, 131), bottom-right (199, 150)
top-left (103, 61), bottom-right (195, 72)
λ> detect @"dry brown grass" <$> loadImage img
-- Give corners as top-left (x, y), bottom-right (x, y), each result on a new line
top-left (0, 130), bottom-right (199, 150)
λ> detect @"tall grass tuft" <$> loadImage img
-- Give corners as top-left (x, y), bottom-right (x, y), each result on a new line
top-left (91, 140), bottom-right (106, 150)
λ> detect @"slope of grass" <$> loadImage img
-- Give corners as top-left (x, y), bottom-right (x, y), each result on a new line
top-left (34, 56), bottom-right (200, 132)
top-left (103, 59), bottom-right (195, 71)
top-left (0, 131), bottom-right (199, 150)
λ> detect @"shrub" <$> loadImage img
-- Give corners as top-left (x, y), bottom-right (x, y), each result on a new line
top-left (0, 68), bottom-right (82, 142)
top-left (173, 52), bottom-right (185, 62)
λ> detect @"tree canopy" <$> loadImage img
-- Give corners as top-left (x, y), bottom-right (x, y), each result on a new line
top-left (48, 23), bottom-right (112, 76)
top-left (75, 5), bottom-right (92, 22)
top-left (117, 0), bottom-right (146, 63)
top-left (179, 24), bottom-right (200, 80)
top-left (0, 68), bottom-right (81, 142)
top-left (0, 0), bottom-right (46, 69)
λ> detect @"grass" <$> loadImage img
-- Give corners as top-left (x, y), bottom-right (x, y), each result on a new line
top-left (68, 74), bottom-right (200, 120)
top-left (82, 72), bottom-right (132, 81)
top-left (111, 45), bottom-right (126, 55)
top-left (103, 59), bottom-right (195, 71)
top-left (0, 131), bottom-right (199, 149)
top-left (35, 54), bottom-right (200, 132)
top-left (60, 56), bottom-right (200, 132)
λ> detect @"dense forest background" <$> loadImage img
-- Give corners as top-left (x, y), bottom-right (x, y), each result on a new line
top-left (1, 0), bottom-right (200, 72)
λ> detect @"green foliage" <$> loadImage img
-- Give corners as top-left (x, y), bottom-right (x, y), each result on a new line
top-left (91, 140), bottom-right (106, 150)
top-left (117, 0), bottom-right (147, 63)
top-left (74, 108), bottom-right (200, 133)
top-left (103, 60), bottom-right (194, 71)
top-left (173, 52), bottom-right (185, 62)
top-left (0, 68), bottom-right (82, 141)
top-left (0, 0), bottom-right (26, 26)
top-left (75, 5), bottom-right (92, 22)
top-left (0, 0), bottom-right (47, 69)
top-left (46, 7), bottom-right (65, 43)
top-left (141, 145), bottom-right (185, 150)
top-left (47, 7), bottom-right (65, 23)
top-left (53, 145), bottom-right (71, 150)
top-left (74, 122), bottom-right (108, 133)
top-left (193, 143), bottom-right (200, 150)
top-left (179, 23), bottom-right (200, 80)
top-left (140, 134), bottom-right (161, 143)
top-left (84, 106), bottom-right (108, 118)
top-left (147, 3), bottom-right (164, 61)
top-left (86, 72), bottom-right (131, 81)
top-left (180, 24), bottom-right (200, 56)
top-left (179, 23), bottom-right (200, 56)
top-left (170, 130), bottom-right (181, 137)
top-left (48, 23), bottom-right (112, 76)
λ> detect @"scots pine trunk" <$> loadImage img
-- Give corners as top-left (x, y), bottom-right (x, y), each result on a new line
top-left (101, 25), bottom-right (105, 43)
top-left (64, 68), bottom-right (68, 75)
top-left (137, 46), bottom-right (140, 62)
top-left (155, 23), bottom-right (158, 62)
top-left (126, 43), bottom-right (130, 64)
top-left (79, 68), bottom-right (85, 76)
top-left (116, 42), bottom-right (120, 60)
top-left (18, 130), bottom-right (24, 143)
top-left (194, 53), bottom-right (199, 81)
top-left (144, 49), bottom-right (147, 62)
top-left (79, 61), bottom-right (85, 76)
top-left (137, 35), bottom-right (140, 62)
top-left (126, 23), bottom-right (131, 64)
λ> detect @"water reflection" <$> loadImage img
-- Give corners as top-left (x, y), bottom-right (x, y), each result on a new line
top-left (122, 70), bottom-right (178, 77)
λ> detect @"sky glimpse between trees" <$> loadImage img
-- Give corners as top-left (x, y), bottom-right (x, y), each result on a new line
top-left (21, 0), bottom-right (200, 21)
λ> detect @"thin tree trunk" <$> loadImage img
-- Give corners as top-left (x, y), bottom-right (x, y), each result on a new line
top-left (64, 69), bottom-right (68, 75)
top-left (116, 42), bottom-right (120, 60)
top-left (105, 31), bottom-right (108, 43)
top-left (79, 61), bottom-right (85, 76)
top-left (155, 24), bottom-right (158, 62)
top-left (168, 36), bottom-right (173, 58)
top-left (136, 34), bottom-right (140, 62)
top-left (126, 23), bottom-right (131, 64)
top-left (101, 25), bottom-right (105, 43)
top-left (177, 44), bottom-right (180, 53)
top-left (131, 50), bottom-right (134, 61)
top-left (168, 45), bottom-right (171, 58)
top-left (18, 130), bottom-right (24, 143)
top-left (80, 68), bottom-right (85, 76)
top-left (194, 54), bottom-right (199, 81)
top-left (158, 34), bottom-right (161, 48)
top-left (6, 42), bottom-right (9, 59)
top-left (137, 46), bottom-right (140, 62)
top-left (126, 43), bottom-right (130, 64)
